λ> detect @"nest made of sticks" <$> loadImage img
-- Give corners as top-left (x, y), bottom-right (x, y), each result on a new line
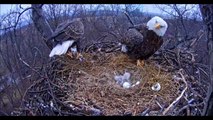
top-left (13, 42), bottom-right (208, 116)
top-left (55, 52), bottom-right (181, 116)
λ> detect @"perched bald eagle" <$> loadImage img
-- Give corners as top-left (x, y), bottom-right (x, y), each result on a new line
top-left (49, 18), bottom-right (84, 58)
top-left (121, 16), bottom-right (168, 66)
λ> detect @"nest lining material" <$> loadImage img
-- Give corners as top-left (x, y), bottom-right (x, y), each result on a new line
top-left (53, 52), bottom-right (180, 115)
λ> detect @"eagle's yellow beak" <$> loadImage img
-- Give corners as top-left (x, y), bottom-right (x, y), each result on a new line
top-left (155, 23), bottom-right (161, 29)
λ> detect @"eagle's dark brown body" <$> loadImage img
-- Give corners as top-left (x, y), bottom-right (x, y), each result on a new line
top-left (50, 18), bottom-right (84, 51)
top-left (123, 25), bottom-right (163, 60)
top-left (53, 19), bottom-right (84, 42)
top-left (48, 18), bottom-right (85, 57)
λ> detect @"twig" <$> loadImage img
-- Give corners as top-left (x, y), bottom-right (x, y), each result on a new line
top-left (19, 56), bottom-right (43, 77)
top-left (176, 104), bottom-right (189, 115)
top-left (0, 110), bottom-right (9, 116)
top-left (123, 11), bottom-right (135, 26)
top-left (155, 100), bottom-right (163, 109)
top-left (45, 73), bottom-right (62, 116)
top-left (162, 70), bottom-right (188, 115)
top-left (141, 108), bottom-right (150, 116)
top-left (0, 7), bottom-right (32, 30)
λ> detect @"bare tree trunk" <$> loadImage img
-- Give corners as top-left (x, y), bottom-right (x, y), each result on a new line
top-left (31, 4), bottom-right (54, 49)
top-left (199, 4), bottom-right (213, 116)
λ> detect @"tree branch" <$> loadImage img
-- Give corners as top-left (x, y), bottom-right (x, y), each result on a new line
top-left (199, 4), bottom-right (213, 116)
top-left (31, 4), bottom-right (54, 49)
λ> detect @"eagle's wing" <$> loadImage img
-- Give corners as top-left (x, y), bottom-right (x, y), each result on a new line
top-left (63, 18), bottom-right (84, 40)
top-left (122, 22), bottom-right (164, 60)
top-left (49, 19), bottom-right (84, 57)
top-left (120, 28), bottom-right (143, 53)
top-left (122, 23), bottom-right (147, 51)
top-left (51, 18), bottom-right (84, 42)
top-left (122, 23), bottom-right (146, 44)
top-left (126, 28), bottom-right (144, 46)
top-left (132, 23), bottom-right (147, 35)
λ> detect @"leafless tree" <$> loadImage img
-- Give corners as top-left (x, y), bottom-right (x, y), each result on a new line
top-left (199, 4), bottom-right (213, 116)
top-left (43, 4), bottom-right (80, 30)
top-left (156, 4), bottom-right (198, 40)
top-left (0, 7), bottom-right (27, 113)
top-left (2, 4), bottom-right (208, 115)
top-left (31, 4), bottom-right (54, 49)
top-left (0, 4), bottom-right (49, 113)
top-left (124, 4), bottom-right (139, 14)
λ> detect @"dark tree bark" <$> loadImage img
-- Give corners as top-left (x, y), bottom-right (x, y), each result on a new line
top-left (199, 4), bottom-right (213, 116)
top-left (31, 4), bottom-right (54, 49)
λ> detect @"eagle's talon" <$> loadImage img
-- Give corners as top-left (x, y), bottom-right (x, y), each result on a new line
top-left (67, 51), bottom-right (73, 58)
top-left (137, 60), bottom-right (145, 67)
top-left (76, 52), bottom-right (83, 60)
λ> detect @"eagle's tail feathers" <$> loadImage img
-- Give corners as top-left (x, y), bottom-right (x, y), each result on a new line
top-left (49, 40), bottom-right (75, 57)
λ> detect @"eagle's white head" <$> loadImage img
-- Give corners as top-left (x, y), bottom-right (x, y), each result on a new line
top-left (146, 16), bottom-right (168, 37)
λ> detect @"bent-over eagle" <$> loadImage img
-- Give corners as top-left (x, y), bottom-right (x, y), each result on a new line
top-left (121, 16), bottom-right (168, 67)
top-left (49, 18), bottom-right (84, 59)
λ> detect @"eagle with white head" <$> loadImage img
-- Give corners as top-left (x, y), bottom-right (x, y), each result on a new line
top-left (121, 16), bottom-right (168, 66)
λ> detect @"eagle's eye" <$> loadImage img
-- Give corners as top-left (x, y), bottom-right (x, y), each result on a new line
top-left (160, 25), bottom-right (164, 28)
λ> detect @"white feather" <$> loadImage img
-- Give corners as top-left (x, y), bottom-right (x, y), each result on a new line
top-left (121, 44), bottom-right (128, 53)
top-left (49, 44), bottom-right (63, 57)
top-left (147, 16), bottom-right (168, 36)
top-left (70, 46), bottom-right (77, 54)
top-left (135, 81), bottom-right (140, 85)
top-left (49, 40), bottom-right (75, 57)
top-left (131, 81), bottom-right (140, 87)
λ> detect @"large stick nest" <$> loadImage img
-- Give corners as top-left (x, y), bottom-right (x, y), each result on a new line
top-left (13, 42), bottom-right (209, 116)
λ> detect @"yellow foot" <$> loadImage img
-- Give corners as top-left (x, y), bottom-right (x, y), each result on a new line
top-left (137, 60), bottom-right (145, 67)
top-left (76, 52), bottom-right (83, 60)
top-left (67, 51), bottom-right (73, 58)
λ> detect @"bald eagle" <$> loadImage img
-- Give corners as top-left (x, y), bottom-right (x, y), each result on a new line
top-left (121, 16), bottom-right (168, 66)
top-left (49, 18), bottom-right (84, 58)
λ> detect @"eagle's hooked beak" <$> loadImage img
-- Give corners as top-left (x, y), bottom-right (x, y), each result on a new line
top-left (155, 23), bottom-right (161, 29)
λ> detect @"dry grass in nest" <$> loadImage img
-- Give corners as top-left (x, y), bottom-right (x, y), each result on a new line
top-left (55, 52), bottom-right (180, 115)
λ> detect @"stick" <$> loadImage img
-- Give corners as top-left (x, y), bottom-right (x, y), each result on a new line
top-left (162, 71), bottom-right (188, 115)
top-left (123, 11), bottom-right (135, 26)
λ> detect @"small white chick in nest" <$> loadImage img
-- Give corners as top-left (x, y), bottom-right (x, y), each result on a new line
top-left (114, 72), bottom-right (131, 89)
top-left (114, 75), bottom-right (124, 85)
top-left (123, 82), bottom-right (131, 89)
top-left (151, 82), bottom-right (161, 91)
top-left (123, 72), bottom-right (131, 81)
